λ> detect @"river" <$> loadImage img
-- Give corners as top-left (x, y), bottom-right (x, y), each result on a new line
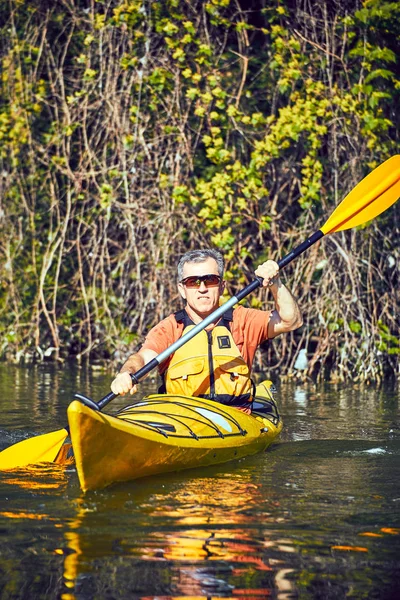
top-left (0, 364), bottom-right (399, 599)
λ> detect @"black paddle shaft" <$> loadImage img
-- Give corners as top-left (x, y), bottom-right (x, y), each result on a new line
top-left (277, 230), bottom-right (324, 269)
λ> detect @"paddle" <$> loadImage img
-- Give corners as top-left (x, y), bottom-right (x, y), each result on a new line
top-left (0, 154), bottom-right (399, 470)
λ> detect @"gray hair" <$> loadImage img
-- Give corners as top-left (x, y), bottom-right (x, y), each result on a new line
top-left (177, 249), bottom-right (225, 282)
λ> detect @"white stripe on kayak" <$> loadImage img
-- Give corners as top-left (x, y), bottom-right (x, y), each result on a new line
top-left (195, 408), bottom-right (233, 433)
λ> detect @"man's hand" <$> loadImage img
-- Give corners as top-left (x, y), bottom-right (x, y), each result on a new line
top-left (111, 372), bottom-right (138, 396)
top-left (110, 348), bottom-right (157, 396)
top-left (255, 260), bottom-right (280, 288)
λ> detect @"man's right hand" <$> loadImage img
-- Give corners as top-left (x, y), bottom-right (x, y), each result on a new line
top-left (111, 372), bottom-right (138, 396)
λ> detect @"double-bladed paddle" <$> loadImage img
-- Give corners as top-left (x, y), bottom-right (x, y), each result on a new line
top-left (0, 154), bottom-right (399, 470)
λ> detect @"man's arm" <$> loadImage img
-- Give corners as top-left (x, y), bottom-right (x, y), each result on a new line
top-left (111, 348), bottom-right (158, 395)
top-left (255, 260), bottom-right (303, 339)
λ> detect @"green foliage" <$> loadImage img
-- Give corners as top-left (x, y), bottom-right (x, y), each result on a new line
top-left (377, 322), bottom-right (400, 355)
top-left (0, 0), bottom-right (398, 380)
top-left (349, 321), bottom-right (362, 335)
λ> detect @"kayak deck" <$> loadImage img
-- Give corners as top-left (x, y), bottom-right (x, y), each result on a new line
top-left (67, 380), bottom-right (282, 492)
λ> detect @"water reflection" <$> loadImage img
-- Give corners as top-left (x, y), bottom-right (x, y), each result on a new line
top-left (0, 462), bottom-right (70, 492)
top-left (0, 366), bottom-right (399, 599)
top-left (58, 473), bottom-right (297, 599)
top-left (293, 387), bottom-right (307, 407)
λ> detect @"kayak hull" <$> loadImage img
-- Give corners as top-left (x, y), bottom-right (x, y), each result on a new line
top-left (67, 380), bottom-right (282, 492)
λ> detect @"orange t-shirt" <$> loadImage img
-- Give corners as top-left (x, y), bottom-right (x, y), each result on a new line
top-left (141, 305), bottom-right (271, 373)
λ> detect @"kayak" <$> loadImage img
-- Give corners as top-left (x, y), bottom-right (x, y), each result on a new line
top-left (67, 380), bottom-right (282, 492)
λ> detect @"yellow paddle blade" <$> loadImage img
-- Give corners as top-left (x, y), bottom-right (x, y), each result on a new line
top-left (0, 428), bottom-right (68, 470)
top-left (321, 155), bottom-right (400, 234)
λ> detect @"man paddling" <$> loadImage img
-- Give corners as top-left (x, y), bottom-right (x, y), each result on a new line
top-left (111, 249), bottom-right (302, 411)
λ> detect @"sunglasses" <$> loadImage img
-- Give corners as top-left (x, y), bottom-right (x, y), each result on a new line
top-left (180, 274), bottom-right (221, 288)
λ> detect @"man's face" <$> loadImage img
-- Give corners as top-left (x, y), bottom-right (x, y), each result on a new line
top-left (178, 257), bottom-right (225, 319)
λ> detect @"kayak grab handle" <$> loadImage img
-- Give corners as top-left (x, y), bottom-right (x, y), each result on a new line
top-left (74, 392), bottom-right (109, 411)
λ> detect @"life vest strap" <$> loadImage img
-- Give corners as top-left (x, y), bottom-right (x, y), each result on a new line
top-left (174, 307), bottom-right (233, 330)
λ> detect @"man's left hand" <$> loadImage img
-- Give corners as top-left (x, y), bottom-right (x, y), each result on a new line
top-left (255, 260), bottom-right (280, 288)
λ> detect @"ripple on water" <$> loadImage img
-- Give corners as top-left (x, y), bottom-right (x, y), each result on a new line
top-left (0, 371), bottom-right (399, 599)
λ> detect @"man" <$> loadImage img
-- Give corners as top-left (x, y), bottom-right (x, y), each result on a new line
top-left (111, 249), bottom-right (302, 410)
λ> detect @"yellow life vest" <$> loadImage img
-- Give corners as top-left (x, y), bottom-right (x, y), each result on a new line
top-left (163, 309), bottom-right (254, 408)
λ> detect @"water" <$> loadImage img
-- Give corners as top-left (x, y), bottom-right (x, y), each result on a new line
top-left (0, 364), bottom-right (399, 599)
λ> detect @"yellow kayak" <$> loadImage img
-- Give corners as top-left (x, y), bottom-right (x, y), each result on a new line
top-left (67, 380), bottom-right (282, 492)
